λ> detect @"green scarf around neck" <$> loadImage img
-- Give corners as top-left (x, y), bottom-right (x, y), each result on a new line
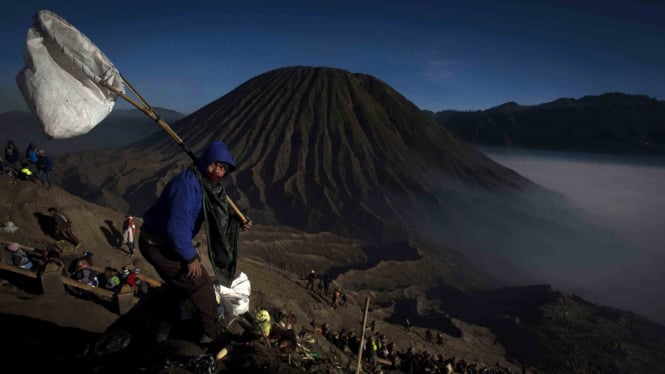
top-left (193, 166), bottom-right (241, 287)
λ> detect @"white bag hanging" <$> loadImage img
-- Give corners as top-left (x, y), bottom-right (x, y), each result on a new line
top-left (214, 272), bottom-right (251, 317)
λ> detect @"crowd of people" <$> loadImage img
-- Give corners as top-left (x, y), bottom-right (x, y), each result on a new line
top-left (2, 207), bottom-right (152, 303)
top-left (2, 238), bottom-right (152, 301)
top-left (295, 268), bottom-right (518, 372)
top-left (59, 241), bottom-right (152, 299)
top-left (313, 321), bottom-right (516, 374)
top-left (2, 140), bottom-right (53, 189)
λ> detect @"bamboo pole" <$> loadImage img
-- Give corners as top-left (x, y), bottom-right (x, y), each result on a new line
top-left (356, 296), bottom-right (370, 374)
top-left (100, 80), bottom-right (248, 224)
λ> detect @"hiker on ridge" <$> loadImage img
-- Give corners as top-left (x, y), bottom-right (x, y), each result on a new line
top-left (36, 149), bottom-right (53, 189)
top-left (122, 215), bottom-right (136, 257)
top-left (25, 142), bottom-right (38, 165)
top-left (321, 274), bottom-right (331, 296)
top-left (305, 269), bottom-right (316, 291)
top-left (332, 288), bottom-right (341, 310)
top-left (139, 140), bottom-right (252, 345)
top-left (425, 328), bottom-right (433, 343)
top-left (4, 140), bottom-right (19, 170)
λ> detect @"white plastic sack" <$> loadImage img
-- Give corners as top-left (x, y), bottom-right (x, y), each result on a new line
top-left (0, 221), bottom-right (19, 233)
top-left (16, 10), bottom-right (124, 139)
top-left (214, 272), bottom-right (251, 318)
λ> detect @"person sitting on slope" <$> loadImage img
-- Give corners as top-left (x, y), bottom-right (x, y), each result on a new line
top-left (5, 242), bottom-right (34, 270)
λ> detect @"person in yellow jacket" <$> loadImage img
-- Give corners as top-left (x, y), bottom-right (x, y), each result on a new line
top-left (19, 162), bottom-right (33, 181)
top-left (369, 335), bottom-right (378, 364)
top-left (255, 309), bottom-right (271, 337)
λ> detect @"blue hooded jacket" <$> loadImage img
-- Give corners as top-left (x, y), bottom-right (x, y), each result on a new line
top-left (142, 141), bottom-right (235, 262)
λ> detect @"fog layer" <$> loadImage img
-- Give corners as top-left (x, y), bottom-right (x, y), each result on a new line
top-left (486, 150), bottom-right (665, 256)
top-left (416, 149), bottom-right (665, 324)
top-left (485, 149), bottom-right (665, 324)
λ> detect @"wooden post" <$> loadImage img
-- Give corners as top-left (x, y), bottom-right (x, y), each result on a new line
top-left (115, 284), bottom-right (137, 315)
top-left (0, 260), bottom-right (39, 293)
top-left (40, 261), bottom-right (64, 296)
top-left (356, 296), bottom-right (370, 374)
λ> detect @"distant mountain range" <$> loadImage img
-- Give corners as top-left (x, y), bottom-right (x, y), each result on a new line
top-left (428, 93), bottom-right (665, 154)
top-left (0, 107), bottom-right (186, 156)
top-left (6, 92), bottom-right (663, 158)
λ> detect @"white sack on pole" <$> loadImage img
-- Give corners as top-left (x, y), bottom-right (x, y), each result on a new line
top-left (16, 9), bottom-right (124, 139)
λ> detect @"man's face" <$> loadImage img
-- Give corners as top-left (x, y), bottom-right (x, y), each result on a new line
top-left (205, 161), bottom-right (228, 183)
top-left (207, 161), bottom-right (227, 177)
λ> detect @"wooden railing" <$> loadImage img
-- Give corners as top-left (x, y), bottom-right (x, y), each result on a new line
top-left (61, 277), bottom-right (117, 299)
top-left (0, 259), bottom-right (140, 314)
top-left (0, 260), bottom-right (39, 278)
top-left (0, 240), bottom-right (164, 315)
top-left (1, 240), bottom-right (164, 286)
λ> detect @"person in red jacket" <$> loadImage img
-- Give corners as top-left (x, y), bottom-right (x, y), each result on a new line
top-left (122, 215), bottom-right (137, 257)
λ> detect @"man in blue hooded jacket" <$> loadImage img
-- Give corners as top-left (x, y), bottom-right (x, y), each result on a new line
top-left (139, 140), bottom-right (252, 344)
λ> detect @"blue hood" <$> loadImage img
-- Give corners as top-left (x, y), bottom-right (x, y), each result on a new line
top-left (195, 140), bottom-right (236, 174)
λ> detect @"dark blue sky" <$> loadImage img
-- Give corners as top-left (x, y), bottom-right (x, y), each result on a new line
top-left (1, 0), bottom-right (664, 114)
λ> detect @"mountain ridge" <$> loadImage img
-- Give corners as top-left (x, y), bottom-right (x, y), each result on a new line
top-left (430, 92), bottom-right (665, 154)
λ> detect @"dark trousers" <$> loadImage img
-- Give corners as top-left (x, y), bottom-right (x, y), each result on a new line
top-left (139, 234), bottom-right (219, 339)
top-left (57, 224), bottom-right (80, 246)
top-left (37, 169), bottom-right (51, 188)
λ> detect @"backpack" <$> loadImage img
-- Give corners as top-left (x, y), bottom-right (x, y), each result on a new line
top-left (78, 267), bottom-right (98, 286)
top-left (12, 249), bottom-right (30, 267)
top-left (54, 212), bottom-right (69, 226)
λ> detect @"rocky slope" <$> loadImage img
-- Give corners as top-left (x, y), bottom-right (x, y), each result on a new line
top-left (1, 176), bottom-right (665, 373)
